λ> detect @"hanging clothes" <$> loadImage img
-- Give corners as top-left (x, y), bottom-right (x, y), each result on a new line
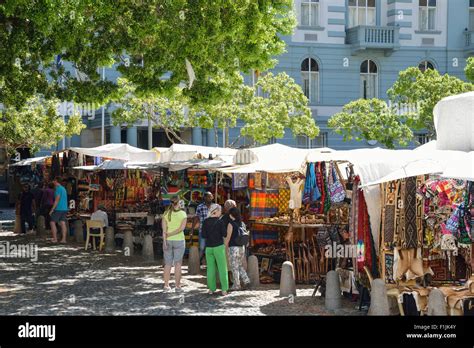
top-left (356, 185), bottom-right (372, 273)
top-left (303, 162), bottom-right (320, 204)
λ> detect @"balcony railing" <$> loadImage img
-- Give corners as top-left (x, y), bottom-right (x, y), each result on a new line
top-left (346, 25), bottom-right (400, 55)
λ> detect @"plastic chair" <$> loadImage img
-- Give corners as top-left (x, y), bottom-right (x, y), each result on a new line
top-left (85, 220), bottom-right (105, 251)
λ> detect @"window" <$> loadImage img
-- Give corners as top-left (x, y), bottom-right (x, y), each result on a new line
top-left (419, 0), bottom-right (437, 31)
top-left (415, 133), bottom-right (431, 145)
top-left (311, 132), bottom-right (328, 148)
top-left (360, 59), bottom-right (378, 99)
top-left (301, 0), bottom-right (319, 26)
top-left (301, 58), bottom-right (319, 103)
top-left (201, 129), bottom-right (208, 146)
top-left (296, 133), bottom-right (328, 148)
top-left (348, 0), bottom-right (376, 28)
top-left (418, 60), bottom-right (435, 72)
top-left (470, 0), bottom-right (474, 31)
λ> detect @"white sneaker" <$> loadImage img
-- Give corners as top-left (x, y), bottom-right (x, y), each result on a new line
top-left (163, 286), bottom-right (171, 293)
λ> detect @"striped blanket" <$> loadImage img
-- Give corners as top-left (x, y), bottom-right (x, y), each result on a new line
top-left (250, 190), bottom-right (279, 218)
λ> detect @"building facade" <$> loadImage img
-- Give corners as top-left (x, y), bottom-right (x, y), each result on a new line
top-left (44, 0), bottom-right (474, 155)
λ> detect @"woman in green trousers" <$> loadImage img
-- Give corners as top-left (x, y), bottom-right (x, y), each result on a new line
top-left (201, 204), bottom-right (229, 295)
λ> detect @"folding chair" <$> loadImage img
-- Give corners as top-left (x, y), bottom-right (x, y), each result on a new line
top-left (85, 220), bottom-right (105, 251)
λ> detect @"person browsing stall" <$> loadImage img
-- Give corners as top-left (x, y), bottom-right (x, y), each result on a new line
top-left (18, 184), bottom-right (35, 234)
top-left (49, 177), bottom-right (68, 244)
top-left (162, 195), bottom-right (187, 293)
top-left (201, 204), bottom-right (229, 295)
top-left (191, 191), bottom-right (214, 261)
top-left (225, 207), bottom-right (251, 291)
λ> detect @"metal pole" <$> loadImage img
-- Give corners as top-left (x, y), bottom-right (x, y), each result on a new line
top-left (101, 67), bottom-right (105, 145)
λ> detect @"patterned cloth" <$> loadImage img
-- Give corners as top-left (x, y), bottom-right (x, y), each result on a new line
top-left (249, 190), bottom-right (279, 218)
top-left (278, 189), bottom-right (291, 213)
top-left (228, 246), bottom-right (250, 290)
top-left (232, 173), bottom-right (248, 190)
top-left (195, 203), bottom-right (209, 234)
top-left (382, 181), bottom-right (397, 248)
top-left (303, 163), bottom-right (320, 204)
top-left (402, 177), bottom-right (420, 249)
top-left (384, 252), bottom-right (395, 283)
top-left (357, 184), bottom-right (372, 273)
top-left (251, 223), bottom-right (280, 245)
top-left (266, 173), bottom-right (291, 190)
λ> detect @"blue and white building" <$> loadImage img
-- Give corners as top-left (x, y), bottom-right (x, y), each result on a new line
top-left (55, 0), bottom-right (474, 152)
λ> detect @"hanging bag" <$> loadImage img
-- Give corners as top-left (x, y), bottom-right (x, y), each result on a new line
top-left (329, 163), bottom-right (345, 203)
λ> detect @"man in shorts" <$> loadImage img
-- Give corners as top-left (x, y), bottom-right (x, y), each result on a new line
top-left (49, 177), bottom-right (68, 243)
top-left (162, 195), bottom-right (187, 293)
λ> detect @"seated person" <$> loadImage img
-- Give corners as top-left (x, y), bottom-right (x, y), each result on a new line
top-left (91, 204), bottom-right (108, 228)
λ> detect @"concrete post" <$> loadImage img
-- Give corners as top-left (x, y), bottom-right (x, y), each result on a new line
top-left (142, 234), bottom-right (154, 261)
top-left (105, 227), bottom-right (115, 253)
top-left (73, 220), bottom-right (84, 243)
top-left (325, 270), bottom-right (342, 310)
top-left (247, 255), bottom-right (260, 289)
top-left (188, 246), bottom-right (200, 275)
top-left (427, 288), bottom-right (448, 316)
top-left (368, 279), bottom-right (390, 315)
top-left (36, 215), bottom-right (46, 237)
top-left (110, 125), bottom-right (122, 144)
top-left (280, 261), bottom-right (296, 297)
top-left (123, 230), bottom-right (134, 256)
top-left (126, 126), bottom-right (138, 147)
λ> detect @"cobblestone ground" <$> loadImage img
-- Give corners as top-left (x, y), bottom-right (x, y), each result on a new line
top-left (0, 228), bottom-right (365, 316)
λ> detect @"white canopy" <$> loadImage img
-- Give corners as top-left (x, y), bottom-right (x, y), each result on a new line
top-left (9, 156), bottom-right (50, 167)
top-left (434, 91), bottom-right (474, 151)
top-left (219, 143), bottom-right (333, 174)
top-left (157, 144), bottom-right (237, 163)
top-left (73, 159), bottom-right (144, 171)
top-left (69, 144), bottom-right (159, 163)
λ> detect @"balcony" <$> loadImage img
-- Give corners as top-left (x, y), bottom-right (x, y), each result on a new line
top-left (346, 26), bottom-right (400, 56)
top-left (465, 31), bottom-right (474, 56)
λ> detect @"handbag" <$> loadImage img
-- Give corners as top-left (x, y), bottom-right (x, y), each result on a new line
top-left (329, 163), bottom-right (345, 203)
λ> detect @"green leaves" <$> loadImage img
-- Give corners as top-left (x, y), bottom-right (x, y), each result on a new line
top-left (0, 0), bottom-right (296, 108)
top-left (112, 72), bottom-right (319, 146)
top-left (328, 99), bottom-right (413, 149)
top-left (0, 95), bottom-right (86, 154)
top-left (466, 57), bottom-right (474, 84)
top-left (330, 60), bottom-right (474, 148)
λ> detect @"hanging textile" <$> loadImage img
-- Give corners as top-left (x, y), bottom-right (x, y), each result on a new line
top-left (303, 163), bottom-right (320, 204)
top-left (402, 177), bottom-right (419, 249)
top-left (251, 223), bottom-right (280, 245)
top-left (382, 181), bottom-right (397, 248)
top-left (357, 187), bottom-right (372, 273)
top-left (249, 190), bottom-right (279, 218)
top-left (321, 162), bottom-right (331, 214)
top-left (267, 173), bottom-right (291, 190)
top-left (278, 189), bottom-right (290, 213)
top-left (328, 162), bottom-right (345, 203)
top-left (232, 173), bottom-right (248, 190)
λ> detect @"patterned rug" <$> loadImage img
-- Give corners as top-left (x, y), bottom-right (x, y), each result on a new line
top-left (403, 177), bottom-right (418, 249)
top-left (383, 181), bottom-right (397, 248)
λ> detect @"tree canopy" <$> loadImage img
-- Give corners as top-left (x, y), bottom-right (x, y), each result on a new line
top-left (0, 95), bottom-right (85, 154)
top-left (112, 72), bottom-right (319, 146)
top-left (329, 62), bottom-right (474, 148)
top-left (0, 0), bottom-right (296, 108)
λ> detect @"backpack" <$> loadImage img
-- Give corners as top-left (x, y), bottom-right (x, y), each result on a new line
top-left (233, 221), bottom-right (250, 246)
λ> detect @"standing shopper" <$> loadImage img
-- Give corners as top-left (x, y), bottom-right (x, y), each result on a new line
top-left (41, 183), bottom-right (55, 229)
top-left (162, 196), bottom-right (187, 293)
top-left (201, 204), bottom-right (228, 295)
top-left (19, 184), bottom-right (35, 234)
top-left (49, 177), bottom-right (68, 243)
top-left (191, 192), bottom-right (214, 261)
top-left (225, 207), bottom-right (251, 291)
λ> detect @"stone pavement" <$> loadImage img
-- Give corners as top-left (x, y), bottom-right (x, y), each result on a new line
top-left (0, 230), bottom-right (364, 316)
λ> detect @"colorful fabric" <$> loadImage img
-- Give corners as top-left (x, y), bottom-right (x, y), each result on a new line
top-left (322, 162), bottom-right (331, 214)
top-left (315, 163), bottom-right (324, 214)
top-left (382, 181), bottom-right (397, 248)
top-left (249, 190), bottom-right (279, 218)
top-left (357, 186), bottom-right (372, 273)
top-left (402, 177), bottom-right (419, 249)
top-left (446, 205), bottom-right (461, 235)
top-left (232, 173), bottom-right (248, 190)
top-left (384, 253), bottom-right (395, 283)
top-left (266, 173), bottom-right (289, 190)
top-left (329, 163), bottom-right (345, 203)
top-left (303, 163), bottom-right (320, 204)
top-left (250, 223), bottom-right (280, 245)
top-left (278, 189), bottom-right (291, 213)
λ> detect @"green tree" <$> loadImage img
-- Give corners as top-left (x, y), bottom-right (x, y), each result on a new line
top-left (112, 72), bottom-right (319, 147)
top-left (328, 99), bottom-right (413, 149)
top-left (0, 95), bottom-right (85, 154)
top-left (0, 0), bottom-right (296, 108)
top-left (329, 63), bottom-right (474, 148)
top-left (466, 57), bottom-right (474, 83)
